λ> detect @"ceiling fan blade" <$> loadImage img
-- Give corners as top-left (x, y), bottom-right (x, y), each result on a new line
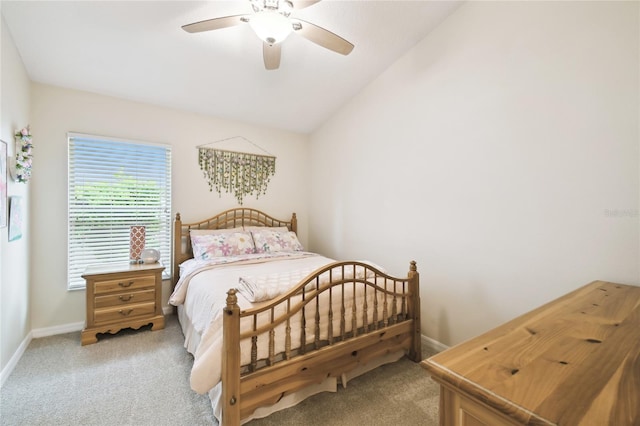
top-left (293, 19), bottom-right (354, 55)
top-left (291, 0), bottom-right (322, 9)
top-left (263, 42), bottom-right (282, 70)
top-left (182, 15), bottom-right (248, 33)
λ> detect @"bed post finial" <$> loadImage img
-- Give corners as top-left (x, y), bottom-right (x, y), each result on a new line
top-left (175, 212), bottom-right (181, 221)
top-left (291, 212), bottom-right (297, 234)
top-left (410, 260), bottom-right (417, 272)
top-left (226, 289), bottom-right (238, 309)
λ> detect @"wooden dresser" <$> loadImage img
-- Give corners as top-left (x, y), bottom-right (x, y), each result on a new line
top-left (81, 263), bottom-right (165, 345)
top-left (421, 280), bottom-right (640, 425)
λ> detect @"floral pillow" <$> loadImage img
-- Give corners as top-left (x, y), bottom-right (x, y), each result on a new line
top-left (251, 229), bottom-right (304, 253)
top-left (191, 231), bottom-right (256, 260)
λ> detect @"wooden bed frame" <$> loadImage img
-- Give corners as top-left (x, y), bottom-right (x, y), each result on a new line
top-left (173, 208), bottom-right (421, 425)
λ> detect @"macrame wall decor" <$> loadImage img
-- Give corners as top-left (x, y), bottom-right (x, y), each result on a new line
top-left (198, 137), bottom-right (276, 205)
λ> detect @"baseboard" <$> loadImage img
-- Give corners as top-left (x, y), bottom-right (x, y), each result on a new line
top-left (421, 334), bottom-right (448, 356)
top-left (31, 321), bottom-right (85, 338)
top-left (0, 331), bottom-right (32, 388)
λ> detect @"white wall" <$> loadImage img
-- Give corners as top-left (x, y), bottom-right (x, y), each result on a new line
top-left (0, 14), bottom-right (32, 373)
top-left (30, 83), bottom-right (309, 330)
top-left (309, 1), bottom-right (640, 346)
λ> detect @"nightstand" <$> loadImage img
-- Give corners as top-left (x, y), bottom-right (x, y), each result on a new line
top-left (81, 262), bottom-right (165, 345)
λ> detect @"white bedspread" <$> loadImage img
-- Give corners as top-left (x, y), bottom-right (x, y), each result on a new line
top-left (169, 252), bottom-right (336, 394)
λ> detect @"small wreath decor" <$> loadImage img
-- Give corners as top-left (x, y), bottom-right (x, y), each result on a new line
top-left (14, 126), bottom-right (33, 183)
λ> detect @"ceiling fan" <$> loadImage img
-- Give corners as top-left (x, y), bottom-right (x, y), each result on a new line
top-left (182, 0), bottom-right (354, 70)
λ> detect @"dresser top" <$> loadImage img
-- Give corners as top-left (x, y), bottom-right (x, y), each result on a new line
top-left (82, 262), bottom-right (165, 277)
top-left (422, 280), bottom-right (640, 425)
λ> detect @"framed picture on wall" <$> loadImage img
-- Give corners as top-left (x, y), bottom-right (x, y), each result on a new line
top-left (0, 140), bottom-right (7, 228)
top-left (9, 196), bottom-right (22, 241)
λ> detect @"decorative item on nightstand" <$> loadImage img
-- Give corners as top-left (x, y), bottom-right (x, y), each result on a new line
top-left (129, 225), bottom-right (145, 263)
top-left (140, 248), bottom-right (160, 263)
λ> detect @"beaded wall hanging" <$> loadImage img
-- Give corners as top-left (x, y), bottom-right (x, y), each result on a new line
top-left (198, 137), bottom-right (276, 205)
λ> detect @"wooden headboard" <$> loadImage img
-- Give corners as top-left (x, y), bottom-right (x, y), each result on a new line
top-left (172, 208), bottom-right (297, 286)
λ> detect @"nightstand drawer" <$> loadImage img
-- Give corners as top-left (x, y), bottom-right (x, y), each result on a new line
top-left (93, 275), bottom-right (156, 295)
top-left (94, 302), bottom-right (156, 324)
top-left (94, 288), bottom-right (156, 308)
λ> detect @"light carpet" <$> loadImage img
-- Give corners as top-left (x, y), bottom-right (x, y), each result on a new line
top-left (0, 315), bottom-right (439, 425)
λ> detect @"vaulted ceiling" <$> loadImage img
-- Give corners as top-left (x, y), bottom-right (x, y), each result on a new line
top-left (2, 1), bottom-right (462, 133)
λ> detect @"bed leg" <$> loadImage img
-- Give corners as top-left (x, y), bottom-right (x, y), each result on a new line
top-left (222, 289), bottom-right (241, 426)
top-left (408, 261), bottom-right (422, 362)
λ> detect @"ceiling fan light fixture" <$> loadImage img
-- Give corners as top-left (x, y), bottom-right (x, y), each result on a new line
top-left (181, 0), bottom-right (354, 70)
top-left (249, 11), bottom-right (292, 45)
top-left (250, 0), bottom-right (293, 15)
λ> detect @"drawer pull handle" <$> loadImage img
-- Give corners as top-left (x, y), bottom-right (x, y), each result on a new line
top-left (119, 295), bottom-right (133, 302)
top-left (118, 281), bottom-right (134, 288)
top-left (119, 309), bottom-right (133, 316)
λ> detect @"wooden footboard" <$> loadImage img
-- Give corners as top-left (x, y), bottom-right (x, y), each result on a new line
top-left (221, 261), bottom-right (421, 425)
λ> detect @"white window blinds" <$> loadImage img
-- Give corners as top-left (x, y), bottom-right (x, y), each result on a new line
top-left (68, 133), bottom-right (172, 290)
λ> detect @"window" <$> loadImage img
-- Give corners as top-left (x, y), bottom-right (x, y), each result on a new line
top-left (68, 133), bottom-right (172, 290)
